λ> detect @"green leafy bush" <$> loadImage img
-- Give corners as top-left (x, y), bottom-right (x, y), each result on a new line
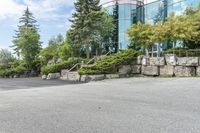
top-left (41, 57), bottom-right (82, 74)
top-left (0, 59), bottom-right (28, 77)
top-left (78, 49), bottom-right (141, 75)
top-left (165, 48), bottom-right (200, 57)
top-left (15, 65), bottom-right (27, 75)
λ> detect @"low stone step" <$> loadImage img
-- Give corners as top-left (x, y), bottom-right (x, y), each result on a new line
top-left (60, 72), bottom-right (80, 82)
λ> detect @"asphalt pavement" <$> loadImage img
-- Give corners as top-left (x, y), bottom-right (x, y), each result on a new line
top-left (0, 77), bottom-right (200, 133)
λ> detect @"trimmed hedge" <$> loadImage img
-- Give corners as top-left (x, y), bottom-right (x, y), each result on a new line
top-left (78, 49), bottom-right (141, 75)
top-left (41, 57), bottom-right (82, 74)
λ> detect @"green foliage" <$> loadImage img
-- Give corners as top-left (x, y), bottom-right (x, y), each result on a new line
top-left (165, 48), bottom-right (200, 57)
top-left (0, 60), bottom-right (26, 77)
top-left (128, 10), bottom-right (199, 51)
top-left (12, 7), bottom-right (41, 70)
top-left (48, 34), bottom-right (64, 46)
top-left (41, 58), bottom-right (82, 75)
top-left (183, 7), bottom-right (200, 48)
top-left (70, 0), bottom-right (115, 59)
top-left (92, 11), bottom-right (116, 55)
top-left (127, 22), bottom-right (155, 49)
top-left (78, 49), bottom-right (141, 75)
top-left (56, 32), bottom-right (72, 61)
top-left (40, 34), bottom-right (64, 65)
top-left (0, 49), bottom-right (15, 65)
top-left (164, 13), bottom-right (198, 48)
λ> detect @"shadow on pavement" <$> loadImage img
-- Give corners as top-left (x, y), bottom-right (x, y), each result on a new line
top-left (0, 78), bottom-right (82, 91)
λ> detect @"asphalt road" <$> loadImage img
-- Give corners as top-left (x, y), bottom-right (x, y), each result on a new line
top-left (0, 77), bottom-right (200, 133)
top-left (0, 78), bottom-right (78, 90)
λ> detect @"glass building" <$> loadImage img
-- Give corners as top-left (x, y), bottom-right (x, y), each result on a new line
top-left (102, 0), bottom-right (200, 51)
top-left (103, 0), bottom-right (145, 50)
top-left (167, 0), bottom-right (199, 15)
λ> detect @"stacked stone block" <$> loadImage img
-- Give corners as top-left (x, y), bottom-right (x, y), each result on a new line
top-left (58, 54), bottom-right (200, 82)
top-left (137, 54), bottom-right (200, 77)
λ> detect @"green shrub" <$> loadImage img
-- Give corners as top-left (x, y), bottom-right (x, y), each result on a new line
top-left (165, 48), bottom-right (200, 57)
top-left (0, 59), bottom-right (27, 77)
top-left (41, 57), bottom-right (83, 74)
top-left (15, 65), bottom-right (26, 75)
top-left (78, 49), bottom-right (141, 75)
top-left (0, 68), bottom-right (14, 77)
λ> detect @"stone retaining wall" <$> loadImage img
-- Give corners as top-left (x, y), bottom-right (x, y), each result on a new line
top-left (136, 54), bottom-right (200, 77)
top-left (47, 54), bottom-right (200, 82)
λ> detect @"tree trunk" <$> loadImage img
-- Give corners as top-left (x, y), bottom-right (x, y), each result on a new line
top-left (173, 41), bottom-right (175, 49)
top-left (86, 44), bottom-right (90, 59)
top-left (173, 41), bottom-right (176, 54)
top-left (145, 48), bottom-right (149, 57)
top-left (96, 48), bottom-right (98, 56)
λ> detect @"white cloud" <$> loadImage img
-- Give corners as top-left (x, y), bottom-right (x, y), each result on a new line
top-left (22, 0), bottom-right (75, 20)
top-left (0, 0), bottom-right (75, 21)
top-left (0, 0), bottom-right (25, 20)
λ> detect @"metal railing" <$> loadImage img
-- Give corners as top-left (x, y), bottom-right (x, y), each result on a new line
top-left (67, 51), bottom-right (113, 73)
top-left (67, 63), bottom-right (82, 73)
top-left (87, 56), bottom-right (97, 65)
top-left (164, 49), bottom-right (200, 57)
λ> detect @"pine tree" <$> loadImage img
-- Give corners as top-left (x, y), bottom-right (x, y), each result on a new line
top-left (111, 2), bottom-right (119, 53)
top-left (12, 7), bottom-right (41, 70)
top-left (70, 0), bottom-right (106, 59)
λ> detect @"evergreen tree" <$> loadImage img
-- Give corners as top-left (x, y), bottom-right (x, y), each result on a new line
top-left (70, 0), bottom-right (110, 59)
top-left (12, 7), bottom-right (41, 70)
top-left (111, 2), bottom-right (119, 53)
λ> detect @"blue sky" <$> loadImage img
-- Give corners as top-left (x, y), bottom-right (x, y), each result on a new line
top-left (0, 0), bottom-right (154, 51)
top-left (0, 0), bottom-right (76, 50)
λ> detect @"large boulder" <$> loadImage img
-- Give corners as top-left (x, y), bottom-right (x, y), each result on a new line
top-left (65, 72), bottom-right (80, 82)
top-left (186, 57), bottom-right (199, 66)
top-left (160, 65), bottom-right (174, 76)
top-left (137, 55), bottom-right (145, 65)
top-left (165, 54), bottom-right (177, 66)
top-left (142, 56), bottom-right (150, 66)
top-left (177, 57), bottom-right (199, 66)
top-left (47, 60), bottom-right (54, 66)
top-left (176, 57), bottom-right (187, 66)
top-left (150, 57), bottom-right (165, 66)
top-left (47, 73), bottom-right (61, 80)
top-left (131, 65), bottom-right (141, 74)
top-left (80, 75), bottom-right (90, 82)
top-left (42, 75), bottom-right (47, 80)
top-left (196, 66), bottom-right (200, 76)
top-left (119, 65), bottom-right (132, 74)
top-left (56, 58), bottom-right (62, 64)
top-left (174, 66), bottom-right (196, 77)
top-left (61, 69), bottom-right (69, 77)
top-left (142, 66), bottom-right (159, 76)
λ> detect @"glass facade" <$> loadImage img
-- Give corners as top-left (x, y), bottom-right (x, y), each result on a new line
top-left (168, 0), bottom-right (199, 15)
top-left (103, 0), bottom-right (144, 50)
top-left (102, 0), bottom-right (200, 51)
top-left (119, 4), bottom-right (136, 49)
top-left (143, 0), bottom-right (166, 24)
